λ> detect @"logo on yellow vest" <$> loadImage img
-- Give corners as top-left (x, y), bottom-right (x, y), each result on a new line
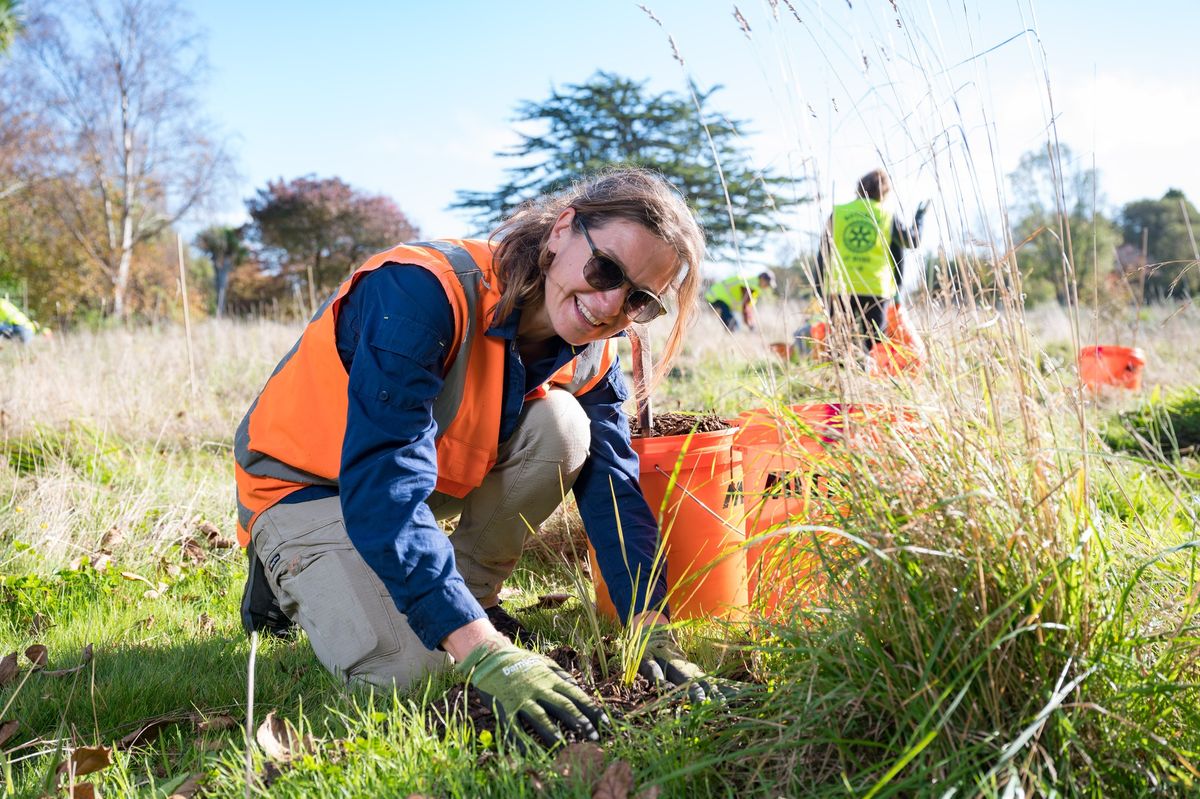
top-left (843, 220), bottom-right (877, 253)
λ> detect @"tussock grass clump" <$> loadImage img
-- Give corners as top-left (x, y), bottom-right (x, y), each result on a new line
top-left (688, 321), bottom-right (1200, 795)
top-left (1103, 384), bottom-right (1200, 460)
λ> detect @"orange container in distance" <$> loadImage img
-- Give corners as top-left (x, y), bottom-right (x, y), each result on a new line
top-left (769, 341), bottom-right (793, 361)
top-left (590, 426), bottom-right (748, 622)
top-left (1078, 345), bottom-right (1145, 390)
top-left (869, 303), bottom-right (925, 377)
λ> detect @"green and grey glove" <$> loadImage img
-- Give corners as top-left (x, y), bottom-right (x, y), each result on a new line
top-left (637, 628), bottom-right (746, 703)
top-left (459, 639), bottom-right (608, 747)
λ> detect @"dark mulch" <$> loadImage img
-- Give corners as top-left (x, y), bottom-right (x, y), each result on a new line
top-left (427, 641), bottom-right (662, 745)
top-left (428, 634), bottom-right (759, 751)
top-left (629, 411), bottom-right (732, 438)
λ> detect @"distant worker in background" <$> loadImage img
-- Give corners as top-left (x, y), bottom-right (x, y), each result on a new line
top-left (704, 271), bottom-right (776, 331)
top-left (0, 297), bottom-right (37, 344)
top-left (817, 168), bottom-right (927, 356)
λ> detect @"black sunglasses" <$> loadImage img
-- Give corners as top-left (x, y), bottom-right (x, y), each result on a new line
top-left (575, 216), bottom-right (668, 324)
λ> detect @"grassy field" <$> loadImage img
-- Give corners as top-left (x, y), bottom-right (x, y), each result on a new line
top-left (1, 292), bottom-right (1198, 797)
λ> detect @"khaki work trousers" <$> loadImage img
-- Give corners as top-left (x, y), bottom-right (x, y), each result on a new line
top-left (250, 389), bottom-right (592, 690)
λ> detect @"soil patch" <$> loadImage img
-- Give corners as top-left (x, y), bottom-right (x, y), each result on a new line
top-left (629, 411), bottom-right (732, 438)
top-left (427, 642), bottom-right (661, 745)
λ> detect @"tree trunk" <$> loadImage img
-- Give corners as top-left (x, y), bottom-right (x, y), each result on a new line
top-left (214, 256), bottom-right (230, 318)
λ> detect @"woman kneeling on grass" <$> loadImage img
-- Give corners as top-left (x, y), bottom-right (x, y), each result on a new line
top-left (234, 168), bottom-right (736, 746)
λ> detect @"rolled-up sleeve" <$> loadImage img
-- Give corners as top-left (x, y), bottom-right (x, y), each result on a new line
top-left (337, 265), bottom-right (485, 650)
top-left (572, 356), bottom-right (668, 622)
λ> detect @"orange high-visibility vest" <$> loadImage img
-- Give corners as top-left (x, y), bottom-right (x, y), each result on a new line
top-left (234, 239), bottom-right (618, 545)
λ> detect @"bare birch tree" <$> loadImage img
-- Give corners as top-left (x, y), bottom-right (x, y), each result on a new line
top-left (15, 0), bottom-right (232, 317)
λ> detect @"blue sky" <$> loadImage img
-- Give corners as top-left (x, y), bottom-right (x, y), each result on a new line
top-left (190, 0), bottom-right (1199, 270)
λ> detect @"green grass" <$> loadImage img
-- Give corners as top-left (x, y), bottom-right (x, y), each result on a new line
top-left (5, 346), bottom-right (1198, 796)
top-left (1103, 384), bottom-right (1200, 460)
top-left (3, 309), bottom-right (1200, 796)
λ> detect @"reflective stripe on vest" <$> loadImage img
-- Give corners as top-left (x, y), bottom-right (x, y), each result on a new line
top-left (827, 198), bottom-right (895, 297)
top-left (234, 240), bottom-right (617, 544)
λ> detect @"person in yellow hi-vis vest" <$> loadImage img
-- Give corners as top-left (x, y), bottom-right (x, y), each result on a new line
top-left (0, 297), bottom-right (37, 344)
top-left (817, 168), bottom-right (926, 355)
top-left (704, 271), bottom-right (776, 331)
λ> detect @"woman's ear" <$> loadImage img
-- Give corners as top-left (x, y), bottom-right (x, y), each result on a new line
top-left (545, 207), bottom-right (576, 255)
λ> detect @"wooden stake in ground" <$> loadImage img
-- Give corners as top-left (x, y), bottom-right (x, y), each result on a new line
top-left (629, 323), bottom-right (654, 434)
top-left (176, 234), bottom-right (197, 399)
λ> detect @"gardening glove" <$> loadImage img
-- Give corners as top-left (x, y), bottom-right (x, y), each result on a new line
top-left (636, 628), bottom-right (747, 704)
top-left (459, 639), bottom-right (608, 748)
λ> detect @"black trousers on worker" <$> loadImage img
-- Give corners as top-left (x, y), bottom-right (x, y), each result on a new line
top-left (826, 294), bottom-right (890, 354)
top-left (710, 300), bottom-right (739, 331)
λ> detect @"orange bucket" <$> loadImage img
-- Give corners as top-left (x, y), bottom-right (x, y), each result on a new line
top-left (591, 427), bottom-right (748, 621)
top-left (795, 321), bottom-right (828, 360)
top-left (733, 404), bottom-right (919, 616)
top-left (869, 303), bottom-right (925, 377)
top-left (1078, 345), bottom-right (1145, 390)
top-left (733, 404), bottom-right (848, 616)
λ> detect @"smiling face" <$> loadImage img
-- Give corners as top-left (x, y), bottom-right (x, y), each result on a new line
top-left (521, 208), bottom-right (681, 346)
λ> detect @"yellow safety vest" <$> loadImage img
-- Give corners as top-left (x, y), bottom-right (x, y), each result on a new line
top-left (826, 199), bottom-right (896, 297)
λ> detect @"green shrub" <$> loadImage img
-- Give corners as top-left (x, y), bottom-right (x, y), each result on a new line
top-left (1103, 385), bottom-right (1200, 459)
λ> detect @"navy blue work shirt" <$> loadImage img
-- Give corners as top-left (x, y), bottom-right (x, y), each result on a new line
top-left (288, 263), bottom-right (668, 651)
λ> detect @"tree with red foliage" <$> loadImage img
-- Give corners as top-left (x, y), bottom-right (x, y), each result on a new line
top-left (247, 176), bottom-right (420, 315)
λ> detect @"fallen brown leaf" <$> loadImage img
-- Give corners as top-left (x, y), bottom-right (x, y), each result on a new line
top-left (200, 523), bottom-right (235, 549)
top-left (256, 712), bottom-right (316, 762)
top-left (24, 644), bottom-right (47, 668)
top-left (43, 643), bottom-right (94, 677)
top-left (99, 525), bottom-right (124, 551)
top-left (195, 712), bottom-right (238, 733)
top-left (56, 744), bottom-right (113, 778)
top-left (30, 612), bottom-right (51, 634)
top-left (67, 782), bottom-right (97, 798)
top-left (524, 766), bottom-right (547, 792)
top-left (120, 570), bottom-right (152, 586)
top-left (533, 592), bottom-right (572, 610)
top-left (553, 741), bottom-right (605, 786)
top-left (181, 539), bottom-right (207, 564)
top-left (0, 720), bottom-right (19, 747)
top-left (141, 580), bottom-right (169, 600)
top-left (592, 759), bottom-right (633, 799)
top-left (167, 772), bottom-right (206, 798)
top-left (0, 652), bottom-right (17, 686)
top-left (118, 714), bottom-right (190, 749)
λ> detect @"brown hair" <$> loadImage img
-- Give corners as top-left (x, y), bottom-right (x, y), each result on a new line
top-left (856, 168), bottom-right (891, 202)
top-left (489, 168), bottom-right (706, 390)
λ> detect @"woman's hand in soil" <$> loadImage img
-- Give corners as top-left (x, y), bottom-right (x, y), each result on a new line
top-left (637, 628), bottom-right (747, 704)
top-left (459, 639), bottom-right (609, 747)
